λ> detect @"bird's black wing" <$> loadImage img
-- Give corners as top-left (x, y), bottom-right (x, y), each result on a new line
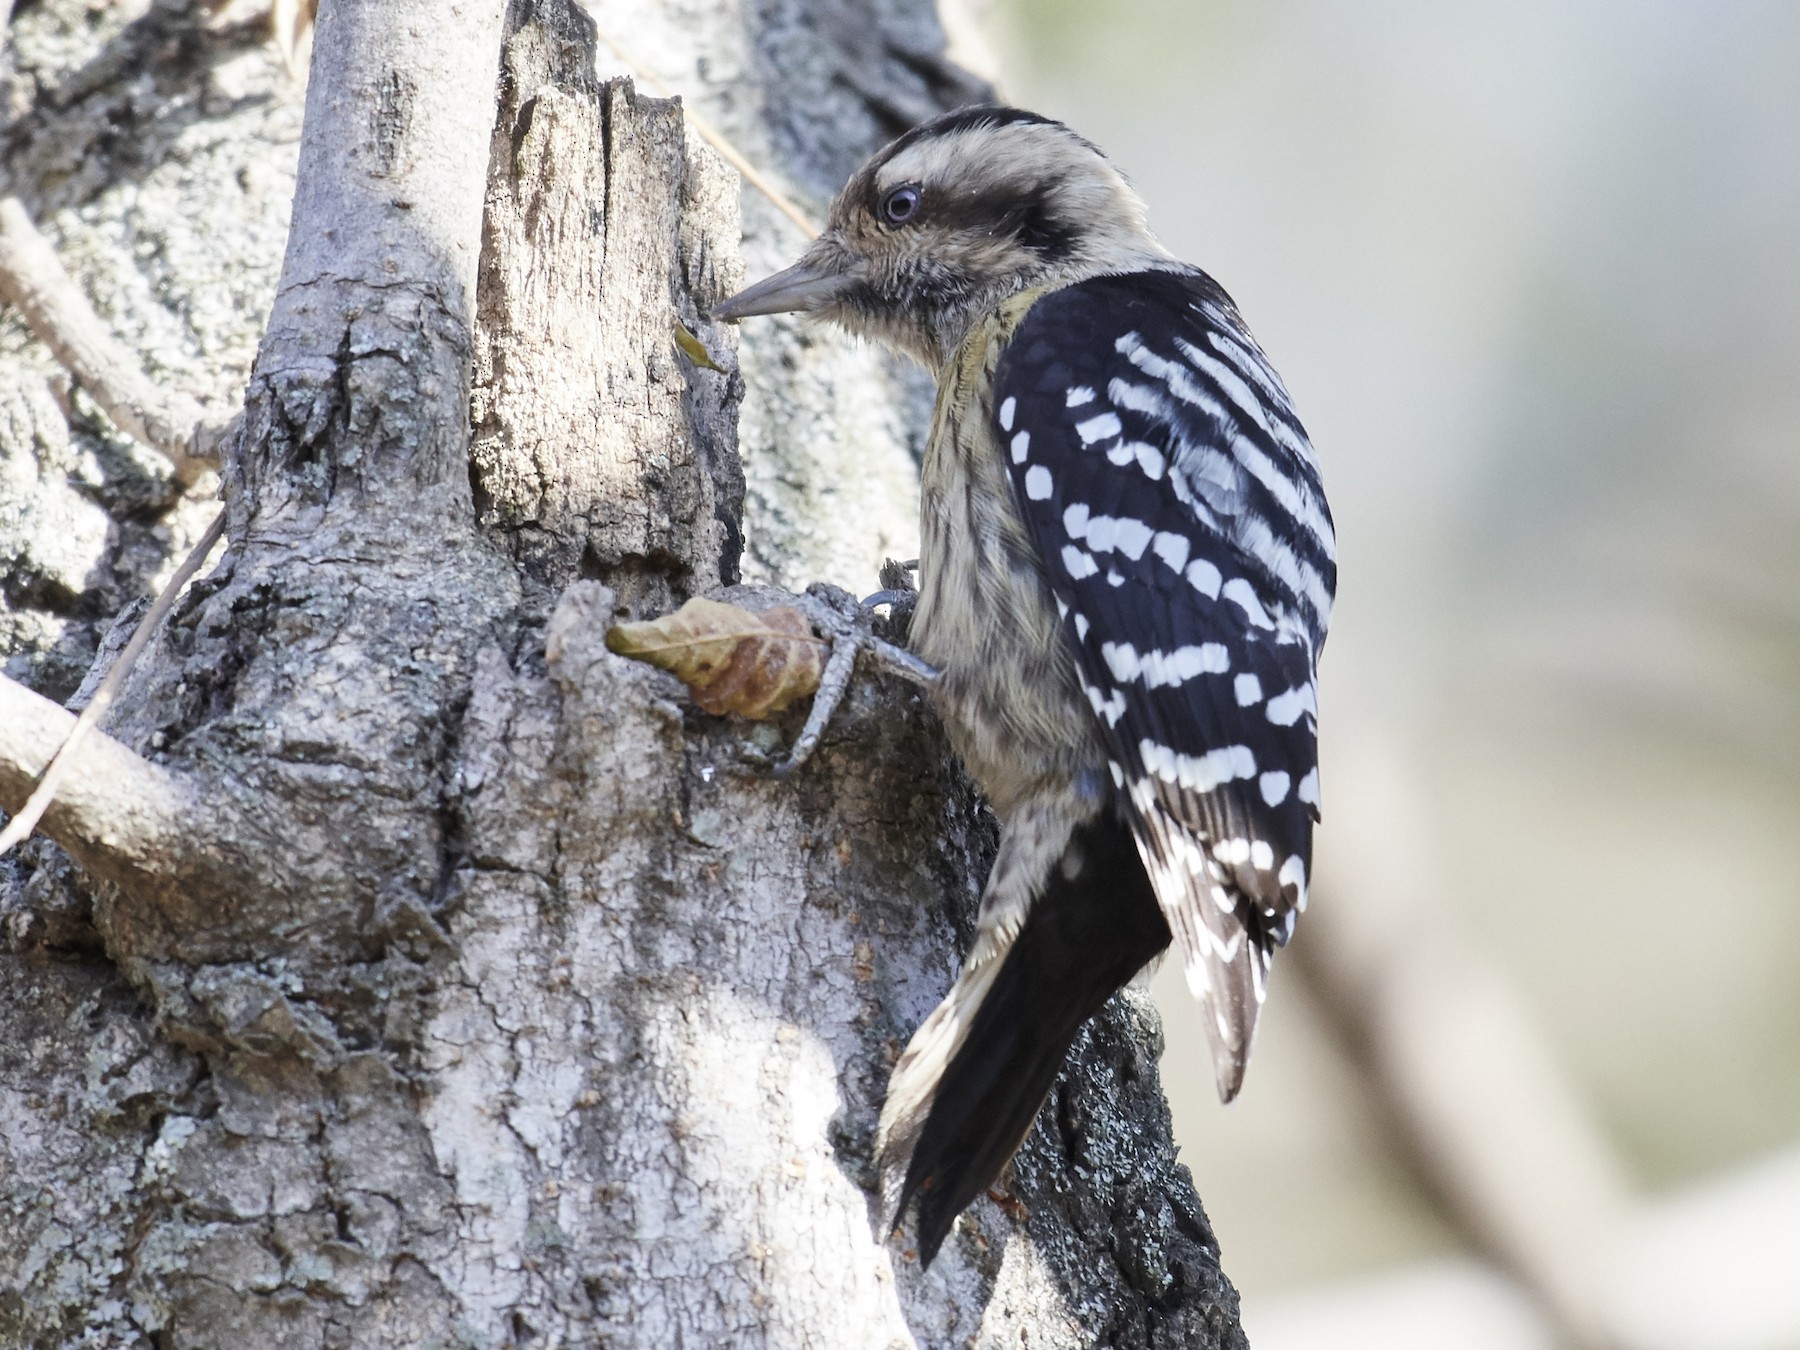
top-left (994, 268), bottom-right (1335, 1097)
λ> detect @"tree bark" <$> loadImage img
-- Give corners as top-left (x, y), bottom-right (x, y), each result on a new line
top-left (0, 1), bottom-right (1248, 1345)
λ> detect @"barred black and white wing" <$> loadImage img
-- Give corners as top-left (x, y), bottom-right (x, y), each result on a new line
top-left (994, 269), bottom-right (1335, 1099)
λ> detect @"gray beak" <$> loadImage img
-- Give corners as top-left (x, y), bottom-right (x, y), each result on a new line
top-left (710, 257), bottom-right (855, 322)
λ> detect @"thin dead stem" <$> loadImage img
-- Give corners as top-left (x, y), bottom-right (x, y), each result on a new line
top-left (0, 511), bottom-right (226, 858)
top-left (0, 197), bottom-right (237, 485)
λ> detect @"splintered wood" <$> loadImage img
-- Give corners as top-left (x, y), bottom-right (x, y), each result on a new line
top-left (469, 17), bottom-right (743, 610)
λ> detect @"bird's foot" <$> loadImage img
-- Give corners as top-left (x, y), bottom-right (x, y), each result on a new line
top-left (772, 573), bottom-right (938, 777)
top-left (864, 556), bottom-right (922, 642)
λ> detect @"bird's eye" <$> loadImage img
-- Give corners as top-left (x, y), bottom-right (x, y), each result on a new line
top-left (882, 185), bottom-right (922, 225)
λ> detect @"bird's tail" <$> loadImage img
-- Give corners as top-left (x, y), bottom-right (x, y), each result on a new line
top-left (875, 810), bottom-right (1170, 1267)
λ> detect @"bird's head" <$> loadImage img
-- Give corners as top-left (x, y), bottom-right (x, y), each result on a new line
top-left (711, 106), bottom-right (1170, 367)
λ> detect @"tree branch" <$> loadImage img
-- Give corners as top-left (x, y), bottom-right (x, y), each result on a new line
top-left (0, 673), bottom-right (202, 892)
top-left (0, 197), bottom-right (235, 486)
top-left (0, 512), bottom-right (226, 858)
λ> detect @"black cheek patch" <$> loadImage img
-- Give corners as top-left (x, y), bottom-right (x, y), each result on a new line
top-left (1007, 196), bottom-right (1080, 261)
top-left (936, 186), bottom-right (1079, 262)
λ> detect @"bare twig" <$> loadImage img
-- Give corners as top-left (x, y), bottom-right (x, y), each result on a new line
top-left (0, 197), bottom-right (238, 486)
top-left (0, 510), bottom-right (226, 859)
top-left (587, 24), bottom-right (821, 238)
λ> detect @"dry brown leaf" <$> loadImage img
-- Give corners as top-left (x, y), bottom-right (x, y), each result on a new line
top-left (606, 597), bottom-right (826, 719)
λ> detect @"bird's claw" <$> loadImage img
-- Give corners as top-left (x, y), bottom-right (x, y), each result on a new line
top-left (770, 576), bottom-right (939, 776)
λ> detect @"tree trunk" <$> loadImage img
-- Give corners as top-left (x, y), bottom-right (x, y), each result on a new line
top-left (0, 1), bottom-right (1248, 1345)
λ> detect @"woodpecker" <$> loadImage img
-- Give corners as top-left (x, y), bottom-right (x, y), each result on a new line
top-left (713, 106), bottom-right (1334, 1267)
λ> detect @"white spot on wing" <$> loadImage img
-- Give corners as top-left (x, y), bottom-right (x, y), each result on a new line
top-left (1175, 335), bottom-right (1276, 441)
top-left (1101, 642), bottom-right (1228, 687)
top-left (999, 396), bottom-right (1016, 431)
top-left (1101, 642), bottom-right (1142, 683)
top-left (1061, 545), bottom-right (1099, 580)
top-left (1266, 683), bottom-right (1317, 727)
top-left (1113, 518), bottom-right (1153, 560)
top-left (1235, 673), bottom-right (1263, 706)
top-left (1296, 767), bottom-right (1320, 807)
top-left (1229, 433), bottom-right (1336, 559)
top-left (1066, 385), bottom-right (1095, 407)
top-left (1207, 327), bottom-right (1287, 404)
top-left (1233, 510), bottom-right (1334, 627)
top-left (1025, 465), bottom-right (1053, 500)
top-left (1279, 854), bottom-right (1309, 909)
top-left (1063, 502), bottom-right (1090, 537)
top-left (1259, 771), bottom-right (1290, 805)
top-left (1084, 683), bottom-right (1127, 726)
top-left (1152, 532), bottom-right (1190, 573)
top-left (1011, 430), bottom-right (1030, 464)
top-left (1215, 837), bottom-right (1251, 865)
top-left (1186, 560), bottom-right (1223, 598)
top-left (1223, 578), bottom-right (1274, 629)
top-left (1076, 411), bottom-right (1123, 445)
top-left (1084, 514), bottom-right (1154, 560)
top-left (1139, 740), bottom-right (1257, 791)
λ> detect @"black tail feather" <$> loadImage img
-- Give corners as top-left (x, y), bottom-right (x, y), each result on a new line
top-left (900, 810), bottom-right (1172, 1266)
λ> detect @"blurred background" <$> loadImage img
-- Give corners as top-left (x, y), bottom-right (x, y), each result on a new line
top-left (966, 1), bottom-right (1800, 1346)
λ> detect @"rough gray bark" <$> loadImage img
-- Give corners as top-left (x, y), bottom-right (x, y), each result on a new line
top-left (0, 1), bottom-right (1248, 1345)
